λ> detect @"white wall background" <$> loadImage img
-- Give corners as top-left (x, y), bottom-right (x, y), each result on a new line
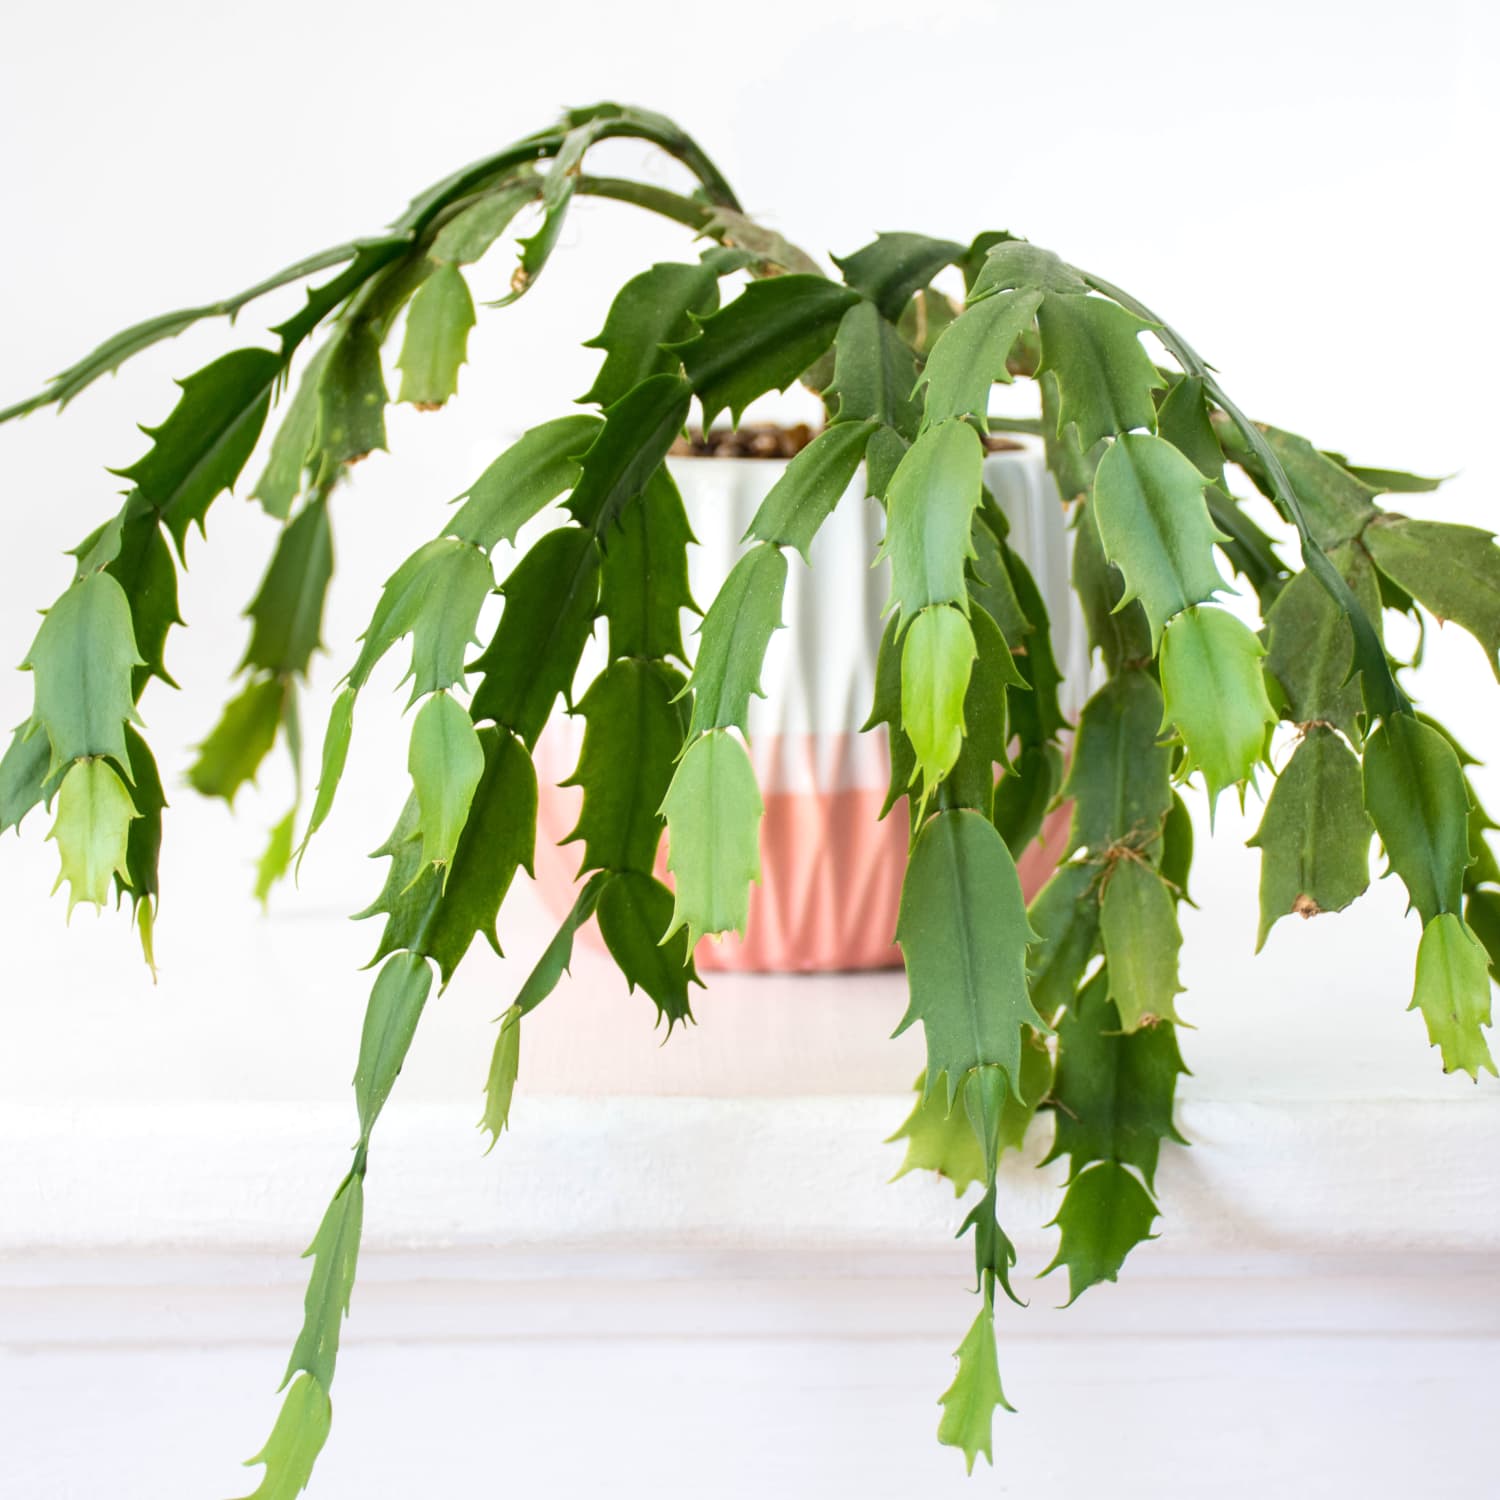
top-left (2, 3), bottom-right (1499, 1497)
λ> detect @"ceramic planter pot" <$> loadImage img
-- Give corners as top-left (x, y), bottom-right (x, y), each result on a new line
top-left (531, 446), bottom-right (1100, 972)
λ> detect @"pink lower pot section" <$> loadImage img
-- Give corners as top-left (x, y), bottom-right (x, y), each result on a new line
top-left (530, 728), bottom-right (1073, 974)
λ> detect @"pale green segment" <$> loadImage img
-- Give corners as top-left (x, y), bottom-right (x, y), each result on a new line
top-left (353, 951), bottom-right (434, 1139)
top-left (47, 757), bottom-right (138, 913)
top-left (880, 418), bottom-right (983, 625)
top-left (1043, 1159), bottom-right (1159, 1305)
top-left (745, 419), bottom-right (878, 560)
top-left (187, 676), bottom-right (285, 806)
top-left (252, 342), bottom-right (332, 520)
top-left (915, 288), bottom-right (1042, 429)
top-left (397, 261), bottom-right (477, 407)
top-left (1159, 606), bottom-right (1275, 811)
top-left (888, 1072), bottom-right (986, 1198)
top-left (1092, 432), bottom-right (1230, 650)
top-left (297, 686), bottom-right (355, 862)
top-left (284, 1173), bottom-right (364, 1392)
top-left (1099, 857), bottom-right (1184, 1029)
top-left (968, 240), bottom-right (1087, 300)
top-left (479, 1004), bottom-right (523, 1150)
top-left (894, 808), bottom-right (1045, 1105)
top-left (1247, 727), bottom-right (1372, 949)
top-left (661, 729), bottom-right (764, 945)
top-left (1411, 913), bottom-right (1497, 1079)
top-left (1364, 517), bottom-right (1500, 681)
top-left (1362, 712), bottom-right (1470, 924)
top-left (234, 1371), bottom-right (332, 1500)
top-left (22, 570), bottom-right (143, 779)
top-left (254, 809), bottom-right (297, 909)
top-left (407, 692), bottom-right (485, 875)
top-left (447, 414), bottom-right (601, 551)
top-left (1036, 295), bottom-right (1165, 451)
top-left (686, 542), bottom-right (787, 738)
top-left (900, 605), bottom-right (976, 796)
top-left (349, 537), bottom-right (494, 700)
top-left (936, 1300), bottom-right (1010, 1474)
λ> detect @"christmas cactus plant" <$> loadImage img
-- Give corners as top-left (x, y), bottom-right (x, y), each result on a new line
top-left (3, 102), bottom-right (1495, 1487)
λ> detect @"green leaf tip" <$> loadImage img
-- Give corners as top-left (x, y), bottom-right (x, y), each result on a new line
top-left (407, 691), bottom-right (485, 879)
top-left (1092, 432), bottom-right (1231, 651)
top-left (895, 809), bottom-right (1045, 1107)
top-left (660, 730), bottom-right (763, 948)
top-left (900, 605), bottom-right (976, 800)
top-left (397, 261), bottom-right (476, 408)
top-left (233, 1372), bottom-right (332, 1500)
top-left (1044, 1159), bottom-right (1160, 1304)
top-left (47, 758), bottom-right (139, 915)
top-left (1411, 913), bottom-right (1496, 1079)
top-left (480, 1003), bottom-right (523, 1149)
top-left (936, 1300), bottom-right (1012, 1473)
top-left (1159, 606), bottom-right (1276, 813)
top-left (1248, 727), bottom-right (1372, 949)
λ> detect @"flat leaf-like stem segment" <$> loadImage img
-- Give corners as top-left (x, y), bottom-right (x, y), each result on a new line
top-left (895, 809), bottom-right (1044, 1104)
top-left (936, 1300), bottom-right (1011, 1473)
top-left (447, 414), bottom-right (601, 551)
top-left (685, 543), bottom-right (787, 737)
top-left (407, 692), bottom-right (485, 877)
top-left (353, 953), bottom-right (434, 1139)
top-left (597, 871), bottom-right (700, 1030)
top-left (23, 571), bottom-right (144, 778)
top-left (900, 605), bottom-right (976, 797)
top-left (396, 262), bottom-right (476, 407)
top-left (348, 538), bottom-right (494, 702)
top-left (832, 232), bottom-right (965, 321)
top-left (1061, 671), bottom-right (1173, 858)
top-left (1263, 546), bottom-right (1379, 742)
top-left (242, 497), bottom-right (335, 678)
top-left (358, 727), bottom-right (537, 984)
top-left (1044, 1159), bottom-right (1160, 1304)
top-left (1026, 862), bottom-right (1102, 1022)
top-left (1159, 606), bottom-right (1276, 812)
top-left (187, 676), bottom-right (288, 805)
top-left (283, 1173), bottom-right (365, 1392)
top-left (1412, 913), bottom-right (1496, 1078)
top-left (112, 348), bottom-right (286, 554)
top-left (580, 249), bottom-right (748, 408)
top-left (565, 660), bottom-right (687, 875)
top-left (746, 419), bottom-right (879, 561)
top-left (1092, 433), bottom-right (1230, 650)
top-left (1248, 727), bottom-right (1372, 948)
top-left (598, 466), bottom-right (697, 664)
top-left (661, 730), bottom-right (763, 946)
top-left (1099, 858), bottom-right (1185, 1029)
top-left (1043, 969), bottom-right (1187, 1189)
top-left (888, 1073), bottom-right (987, 1197)
top-left (1365, 517), bottom-right (1500, 679)
top-left (564, 375), bottom-right (692, 532)
top-left (1036, 295), bottom-right (1164, 451)
top-left (674, 275), bottom-right (859, 429)
top-left (1363, 713), bottom-right (1470, 923)
top-left (47, 757), bottom-right (138, 913)
top-left (232, 1370), bottom-right (332, 1500)
top-left (469, 527), bottom-right (600, 748)
top-left (880, 418), bottom-right (984, 626)
top-left (825, 301), bottom-right (921, 432)
top-left (916, 289), bottom-right (1042, 429)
